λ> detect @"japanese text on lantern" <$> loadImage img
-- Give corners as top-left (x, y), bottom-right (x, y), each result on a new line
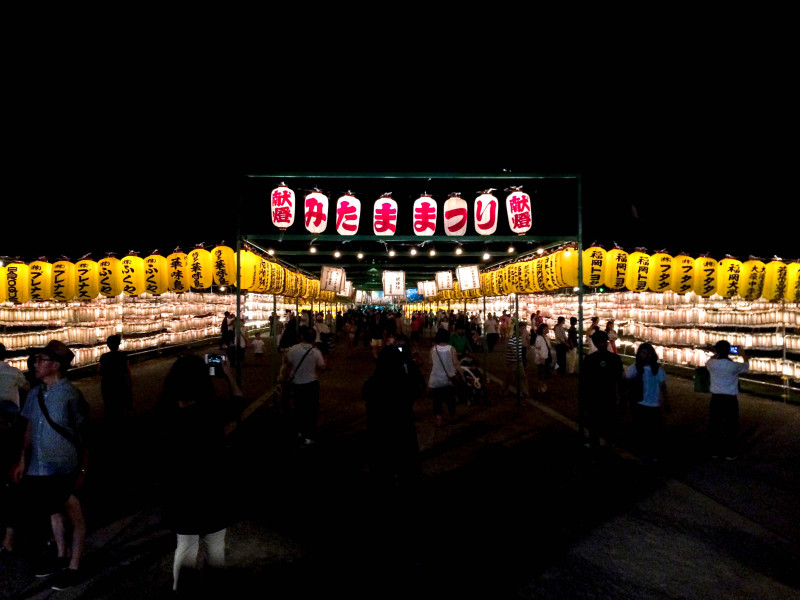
top-left (272, 188), bottom-right (294, 226)
top-left (373, 200), bottom-right (397, 234)
top-left (336, 197), bottom-right (359, 234)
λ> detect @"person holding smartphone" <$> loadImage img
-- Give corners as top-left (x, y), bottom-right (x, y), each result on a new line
top-left (705, 340), bottom-right (749, 460)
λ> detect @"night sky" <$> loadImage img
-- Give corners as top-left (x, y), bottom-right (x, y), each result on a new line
top-left (4, 65), bottom-right (795, 266)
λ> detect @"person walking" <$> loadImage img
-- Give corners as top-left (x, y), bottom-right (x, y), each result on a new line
top-left (585, 316), bottom-right (601, 354)
top-left (566, 316), bottom-right (579, 375)
top-left (501, 322), bottom-right (531, 405)
top-left (16, 340), bottom-right (90, 591)
top-left (484, 313), bottom-right (499, 352)
top-left (581, 330), bottom-right (623, 454)
top-left (154, 353), bottom-right (244, 595)
top-left (624, 342), bottom-right (670, 464)
top-left (553, 316), bottom-right (569, 376)
top-left (605, 320), bottom-right (619, 354)
top-left (97, 334), bottom-right (133, 424)
top-left (705, 340), bottom-right (749, 460)
top-left (286, 327), bottom-right (327, 445)
top-left (427, 328), bottom-right (462, 427)
top-left (0, 344), bottom-right (29, 409)
top-left (532, 323), bottom-right (555, 394)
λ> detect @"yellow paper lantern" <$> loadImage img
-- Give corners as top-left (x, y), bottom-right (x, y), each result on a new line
top-left (716, 256), bottom-right (743, 298)
top-left (252, 255), bottom-right (269, 293)
top-left (75, 258), bottom-right (100, 300)
top-left (670, 254), bottom-right (695, 295)
top-left (52, 259), bottom-right (76, 302)
top-left (761, 259), bottom-right (788, 302)
top-left (624, 249), bottom-right (650, 292)
top-left (187, 246), bottom-right (213, 290)
top-left (0, 265), bottom-right (6, 303)
top-left (212, 245), bottom-right (236, 287)
top-left (238, 249), bottom-right (258, 291)
top-left (167, 249), bottom-right (189, 293)
top-left (556, 247), bottom-right (579, 288)
top-left (98, 255), bottom-right (123, 297)
top-left (490, 270), bottom-right (503, 296)
top-left (602, 247), bottom-right (628, 290)
top-left (144, 253), bottom-right (169, 296)
top-left (647, 251), bottom-right (673, 293)
top-left (737, 257), bottom-right (766, 301)
top-left (29, 258), bottom-right (53, 302)
top-left (693, 256), bottom-right (718, 297)
top-left (4, 262), bottom-right (30, 304)
top-left (544, 253), bottom-right (563, 290)
top-left (786, 261), bottom-right (800, 303)
top-left (121, 254), bottom-right (146, 296)
top-left (582, 246), bottom-right (606, 288)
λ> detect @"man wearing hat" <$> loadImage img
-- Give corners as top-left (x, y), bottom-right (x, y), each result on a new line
top-left (580, 330), bottom-right (624, 453)
top-left (15, 340), bottom-right (89, 590)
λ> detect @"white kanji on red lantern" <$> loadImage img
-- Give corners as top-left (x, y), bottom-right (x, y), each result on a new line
top-left (336, 193), bottom-right (361, 236)
top-left (271, 184), bottom-right (295, 230)
top-left (474, 190), bottom-right (498, 235)
top-left (413, 194), bottom-right (437, 236)
top-left (443, 194), bottom-right (468, 236)
top-left (505, 188), bottom-right (532, 234)
top-left (373, 194), bottom-right (397, 236)
top-left (304, 190), bottom-right (329, 234)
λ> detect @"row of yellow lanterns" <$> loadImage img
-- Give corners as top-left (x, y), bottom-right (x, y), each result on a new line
top-left (0, 246), bottom-right (341, 304)
top-left (430, 247), bottom-right (799, 302)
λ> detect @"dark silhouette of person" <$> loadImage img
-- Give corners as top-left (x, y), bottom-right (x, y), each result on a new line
top-left (97, 335), bottom-right (133, 423)
top-left (581, 330), bottom-right (624, 454)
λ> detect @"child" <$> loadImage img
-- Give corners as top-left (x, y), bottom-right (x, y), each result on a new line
top-left (251, 332), bottom-right (265, 362)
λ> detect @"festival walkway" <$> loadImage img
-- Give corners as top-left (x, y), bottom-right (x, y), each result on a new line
top-left (1, 327), bottom-right (798, 599)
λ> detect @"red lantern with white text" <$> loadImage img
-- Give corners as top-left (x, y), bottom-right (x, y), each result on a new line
top-left (413, 194), bottom-right (437, 236)
top-left (271, 183), bottom-right (295, 230)
top-left (443, 194), bottom-right (468, 236)
top-left (474, 190), bottom-right (498, 235)
top-left (505, 188), bottom-right (532, 234)
top-left (336, 193), bottom-right (361, 235)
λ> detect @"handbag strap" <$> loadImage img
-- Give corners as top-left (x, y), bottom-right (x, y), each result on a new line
top-left (37, 387), bottom-right (80, 448)
top-left (289, 346), bottom-right (314, 382)
top-left (435, 346), bottom-right (456, 378)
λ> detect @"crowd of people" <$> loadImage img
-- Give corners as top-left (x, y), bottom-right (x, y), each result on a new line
top-left (0, 304), bottom-right (754, 593)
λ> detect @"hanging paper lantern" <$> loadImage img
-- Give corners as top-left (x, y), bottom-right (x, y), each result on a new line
top-left (271, 183), bottom-right (296, 230)
top-left (670, 253), bottom-right (695, 295)
top-left (3, 261), bottom-right (30, 304)
top-left (98, 254), bottom-right (123, 297)
top-left (144, 253), bottom-right (169, 296)
top-left (504, 263), bottom-right (521, 293)
top-left (268, 262), bottom-right (285, 295)
top-left (250, 255), bottom-right (269, 293)
top-left (304, 190), bottom-right (329, 234)
top-left (336, 192), bottom-right (361, 235)
top-left (534, 257), bottom-right (553, 291)
top-left (29, 258), bottom-right (53, 302)
top-left (516, 260), bottom-right (534, 293)
top-left (237, 249), bottom-right (258, 290)
top-left (505, 187), bottom-right (532, 234)
top-left (738, 257), bottom-right (766, 301)
top-left (75, 257), bottom-right (100, 300)
top-left (212, 245), bottom-right (236, 287)
top-left (582, 246), bottom-right (606, 288)
top-left (474, 189), bottom-right (498, 235)
top-left (716, 256), bottom-right (743, 298)
top-left (413, 194), bottom-right (437, 236)
top-left (373, 194), bottom-right (398, 235)
top-left (602, 247), bottom-right (628, 290)
top-left (121, 253), bottom-right (146, 296)
top-left (761, 258), bottom-right (788, 301)
top-left (167, 249), bottom-right (189, 293)
top-left (51, 258), bottom-right (76, 302)
top-left (443, 194), bottom-right (468, 236)
top-left (786, 261), bottom-right (800, 302)
top-left (693, 255), bottom-right (718, 297)
top-left (0, 265), bottom-right (5, 303)
top-left (556, 247), bottom-right (580, 288)
top-left (544, 253), bottom-right (564, 290)
top-left (489, 270), bottom-right (502, 296)
top-left (187, 246), bottom-right (213, 290)
top-left (647, 251), bottom-right (674, 293)
top-left (624, 249), bottom-right (650, 292)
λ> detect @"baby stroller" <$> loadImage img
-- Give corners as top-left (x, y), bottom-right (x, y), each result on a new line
top-left (459, 355), bottom-right (486, 405)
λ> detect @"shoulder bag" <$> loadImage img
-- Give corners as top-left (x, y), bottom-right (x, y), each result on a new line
top-left (37, 388), bottom-right (90, 490)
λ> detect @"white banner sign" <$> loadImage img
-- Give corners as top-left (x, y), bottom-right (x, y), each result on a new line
top-left (382, 270), bottom-right (406, 296)
top-left (423, 280), bottom-right (438, 297)
top-left (320, 266), bottom-right (345, 292)
top-left (456, 265), bottom-right (481, 291)
top-left (436, 270), bottom-right (454, 291)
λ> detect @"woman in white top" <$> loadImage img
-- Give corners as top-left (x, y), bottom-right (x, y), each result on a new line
top-left (605, 320), bottom-right (618, 354)
top-left (624, 343), bottom-right (669, 463)
top-left (532, 323), bottom-right (555, 393)
top-left (428, 328), bottom-right (462, 427)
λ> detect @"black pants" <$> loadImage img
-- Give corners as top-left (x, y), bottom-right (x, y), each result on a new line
top-left (292, 380), bottom-right (320, 440)
top-left (555, 343), bottom-right (568, 375)
top-left (709, 393), bottom-right (739, 457)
